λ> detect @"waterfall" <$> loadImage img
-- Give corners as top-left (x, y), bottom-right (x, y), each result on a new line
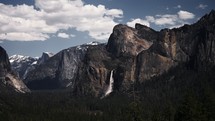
top-left (105, 70), bottom-right (114, 96)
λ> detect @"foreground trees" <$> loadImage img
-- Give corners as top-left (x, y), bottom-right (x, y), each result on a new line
top-left (0, 65), bottom-right (215, 121)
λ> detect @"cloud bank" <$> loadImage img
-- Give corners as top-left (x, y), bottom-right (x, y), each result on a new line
top-left (0, 0), bottom-right (196, 41)
top-left (0, 0), bottom-right (123, 41)
top-left (127, 10), bottom-right (195, 29)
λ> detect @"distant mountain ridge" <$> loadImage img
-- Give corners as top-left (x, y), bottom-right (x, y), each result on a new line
top-left (9, 52), bottom-right (54, 79)
top-left (9, 55), bottom-right (38, 79)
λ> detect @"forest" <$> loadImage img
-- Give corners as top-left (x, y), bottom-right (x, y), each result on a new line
top-left (0, 64), bottom-right (215, 121)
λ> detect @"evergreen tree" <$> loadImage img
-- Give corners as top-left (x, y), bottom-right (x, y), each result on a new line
top-left (175, 92), bottom-right (206, 121)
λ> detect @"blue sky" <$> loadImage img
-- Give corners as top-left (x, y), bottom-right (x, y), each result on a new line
top-left (0, 0), bottom-right (214, 57)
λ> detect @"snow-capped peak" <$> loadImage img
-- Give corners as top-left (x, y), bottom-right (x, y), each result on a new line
top-left (9, 55), bottom-right (32, 63)
top-left (9, 52), bottom-right (53, 79)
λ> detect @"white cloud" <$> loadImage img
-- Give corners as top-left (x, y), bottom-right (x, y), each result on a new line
top-left (0, 0), bottom-right (123, 41)
top-left (146, 16), bottom-right (155, 22)
top-left (174, 5), bottom-right (181, 9)
top-left (105, 9), bottom-right (123, 18)
top-left (154, 14), bottom-right (177, 25)
top-left (128, 10), bottom-right (195, 29)
top-left (197, 4), bottom-right (208, 9)
top-left (0, 32), bottom-right (49, 41)
top-left (57, 33), bottom-right (69, 39)
top-left (70, 34), bottom-right (76, 38)
top-left (178, 10), bottom-right (195, 20)
top-left (127, 18), bottom-right (150, 28)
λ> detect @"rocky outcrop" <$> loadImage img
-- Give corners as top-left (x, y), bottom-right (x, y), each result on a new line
top-left (106, 24), bottom-right (153, 57)
top-left (37, 52), bottom-right (54, 65)
top-left (0, 46), bottom-right (30, 93)
top-left (25, 10), bottom-right (215, 97)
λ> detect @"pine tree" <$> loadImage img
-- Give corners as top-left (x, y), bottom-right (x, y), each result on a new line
top-left (175, 92), bottom-right (206, 121)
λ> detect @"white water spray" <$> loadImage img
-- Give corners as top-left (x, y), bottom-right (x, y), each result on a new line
top-left (105, 70), bottom-right (114, 96)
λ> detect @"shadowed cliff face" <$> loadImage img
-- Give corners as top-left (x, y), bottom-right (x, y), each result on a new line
top-left (0, 46), bottom-right (11, 73)
top-left (0, 46), bottom-right (30, 93)
top-left (25, 45), bottom-right (88, 90)
top-left (74, 45), bottom-right (112, 96)
top-left (25, 10), bottom-right (215, 97)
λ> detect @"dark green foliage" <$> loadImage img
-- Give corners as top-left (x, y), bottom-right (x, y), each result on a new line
top-left (0, 65), bottom-right (215, 121)
top-left (175, 92), bottom-right (206, 121)
top-left (0, 91), bottom-right (131, 121)
top-left (124, 101), bottom-right (145, 121)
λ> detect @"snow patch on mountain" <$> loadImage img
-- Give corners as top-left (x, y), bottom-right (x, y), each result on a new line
top-left (9, 55), bottom-right (32, 63)
top-left (86, 41), bottom-right (100, 45)
top-left (9, 52), bottom-right (54, 79)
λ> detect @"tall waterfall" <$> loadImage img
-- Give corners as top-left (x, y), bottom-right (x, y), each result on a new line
top-left (105, 70), bottom-right (114, 96)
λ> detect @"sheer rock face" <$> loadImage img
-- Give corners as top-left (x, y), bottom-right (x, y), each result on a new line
top-left (106, 24), bottom-right (153, 57)
top-left (74, 45), bottom-right (112, 97)
top-left (37, 52), bottom-right (54, 65)
top-left (174, 10), bottom-right (215, 69)
top-left (25, 10), bottom-right (215, 97)
top-left (0, 46), bottom-right (30, 93)
top-left (25, 45), bottom-right (88, 90)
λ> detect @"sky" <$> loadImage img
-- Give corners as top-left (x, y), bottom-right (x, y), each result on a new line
top-left (0, 0), bottom-right (214, 57)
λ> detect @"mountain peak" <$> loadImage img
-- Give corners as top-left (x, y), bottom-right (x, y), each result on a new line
top-left (37, 52), bottom-right (54, 65)
top-left (106, 24), bottom-right (152, 57)
top-left (208, 9), bottom-right (215, 20)
top-left (135, 23), bottom-right (155, 32)
top-left (9, 55), bottom-right (32, 63)
top-left (43, 52), bottom-right (54, 57)
top-left (209, 9), bottom-right (215, 15)
top-left (198, 9), bottom-right (215, 23)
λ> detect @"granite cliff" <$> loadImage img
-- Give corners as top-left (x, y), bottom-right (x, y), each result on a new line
top-left (0, 46), bottom-right (30, 93)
